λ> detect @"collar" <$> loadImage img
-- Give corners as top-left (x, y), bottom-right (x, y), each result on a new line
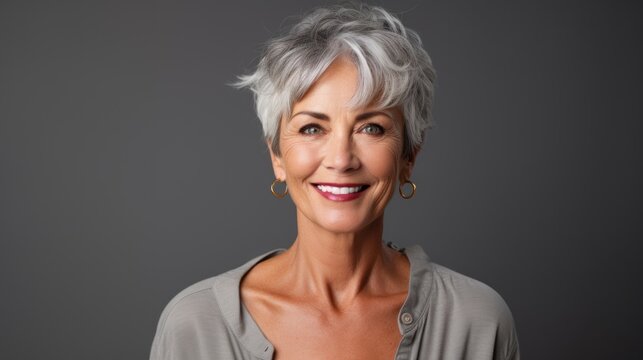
top-left (212, 244), bottom-right (433, 358)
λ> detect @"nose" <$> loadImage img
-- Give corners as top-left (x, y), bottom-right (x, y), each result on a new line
top-left (322, 131), bottom-right (360, 172)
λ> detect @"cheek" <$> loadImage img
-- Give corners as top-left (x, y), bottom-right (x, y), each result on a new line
top-left (282, 142), bottom-right (321, 180)
top-left (360, 140), bottom-right (403, 181)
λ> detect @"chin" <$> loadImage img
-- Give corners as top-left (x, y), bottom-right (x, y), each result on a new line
top-left (320, 222), bottom-right (365, 234)
top-left (314, 212), bottom-right (377, 234)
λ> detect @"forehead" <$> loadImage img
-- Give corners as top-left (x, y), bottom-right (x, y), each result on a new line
top-left (289, 57), bottom-right (403, 123)
top-left (292, 57), bottom-right (359, 112)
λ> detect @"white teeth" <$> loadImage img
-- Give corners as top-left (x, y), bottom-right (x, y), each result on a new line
top-left (316, 185), bottom-right (364, 194)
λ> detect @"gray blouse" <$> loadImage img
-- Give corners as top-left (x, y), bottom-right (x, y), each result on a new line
top-left (150, 244), bottom-right (520, 360)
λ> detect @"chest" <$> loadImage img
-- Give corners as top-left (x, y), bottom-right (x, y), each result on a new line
top-left (250, 299), bottom-right (404, 360)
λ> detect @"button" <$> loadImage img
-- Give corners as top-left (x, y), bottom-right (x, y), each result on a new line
top-left (386, 241), bottom-right (404, 252)
top-left (401, 312), bottom-right (413, 325)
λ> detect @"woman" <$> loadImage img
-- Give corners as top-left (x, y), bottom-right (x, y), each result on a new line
top-left (150, 4), bottom-right (519, 360)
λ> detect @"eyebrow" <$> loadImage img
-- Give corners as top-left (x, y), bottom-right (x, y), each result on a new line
top-left (290, 111), bottom-right (329, 120)
top-left (290, 110), bottom-right (392, 121)
top-left (356, 111), bottom-right (392, 121)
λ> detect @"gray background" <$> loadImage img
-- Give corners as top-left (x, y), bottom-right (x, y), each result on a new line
top-left (1, 0), bottom-right (641, 358)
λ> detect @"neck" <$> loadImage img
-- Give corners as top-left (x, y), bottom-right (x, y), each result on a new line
top-left (282, 211), bottom-right (402, 310)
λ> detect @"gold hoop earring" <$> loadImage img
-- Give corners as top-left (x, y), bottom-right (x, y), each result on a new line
top-left (399, 180), bottom-right (416, 199)
top-left (270, 179), bottom-right (288, 199)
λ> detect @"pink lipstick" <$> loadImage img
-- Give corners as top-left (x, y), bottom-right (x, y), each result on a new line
top-left (312, 183), bottom-right (369, 201)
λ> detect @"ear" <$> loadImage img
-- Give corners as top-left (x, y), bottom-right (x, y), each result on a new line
top-left (267, 139), bottom-right (286, 181)
top-left (399, 149), bottom-right (418, 183)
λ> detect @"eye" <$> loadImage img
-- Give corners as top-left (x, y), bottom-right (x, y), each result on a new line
top-left (360, 123), bottom-right (384, 135)
top-left (300, 124), bottom-right (323, 136)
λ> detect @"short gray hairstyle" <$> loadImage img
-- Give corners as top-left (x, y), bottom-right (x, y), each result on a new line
top-left (235, 3), bottom-right (436, 159)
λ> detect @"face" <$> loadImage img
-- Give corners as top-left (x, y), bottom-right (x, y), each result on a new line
top-left (269, 57), bottom-right (415, 234)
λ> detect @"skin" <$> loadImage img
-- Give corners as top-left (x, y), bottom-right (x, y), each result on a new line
top-left (240, 56), bottom-right (418, 360)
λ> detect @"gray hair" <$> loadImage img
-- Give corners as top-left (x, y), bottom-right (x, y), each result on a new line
top-left (235, 3), bottom-right (436, 159)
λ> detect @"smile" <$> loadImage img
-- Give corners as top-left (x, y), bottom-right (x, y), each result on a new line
top-left (312, 183), bottom-right (369, 201)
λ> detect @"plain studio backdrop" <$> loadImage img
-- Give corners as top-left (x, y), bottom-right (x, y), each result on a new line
top-left (1, 0), bottom-right (641, 358)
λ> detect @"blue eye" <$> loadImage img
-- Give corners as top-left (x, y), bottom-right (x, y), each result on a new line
top-left (300, 125), bottom-right (322, 135)
top-left (361, 124), bottom-right (384, 135)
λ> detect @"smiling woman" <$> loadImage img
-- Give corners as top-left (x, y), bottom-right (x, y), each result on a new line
top-left (150, 4), bottom-right (519, 360)
top-left (271, 57), bottom-right (409, 235)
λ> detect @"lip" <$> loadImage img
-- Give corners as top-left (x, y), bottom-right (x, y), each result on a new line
top-left (312, 183), bottom-right (369, 202)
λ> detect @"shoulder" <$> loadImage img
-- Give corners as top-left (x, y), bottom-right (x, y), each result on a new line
top-left (153, 277), bottom-right (226, 338)
top-left (150, 276), bottom-right (234, 360)
top-left (150, 250), bottom-right (284, 360)
top-left (404, 244), bottom-right (516, 325)
top-left (432, 264), bottom-right (514, 322)
top-left (428, 263), bottom-right (520, 359)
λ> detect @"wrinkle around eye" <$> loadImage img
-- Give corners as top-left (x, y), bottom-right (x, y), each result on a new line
top-left (359, 123), bottom-right (385, 135)
top-left (300, 124), bottom-right (324, 135)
